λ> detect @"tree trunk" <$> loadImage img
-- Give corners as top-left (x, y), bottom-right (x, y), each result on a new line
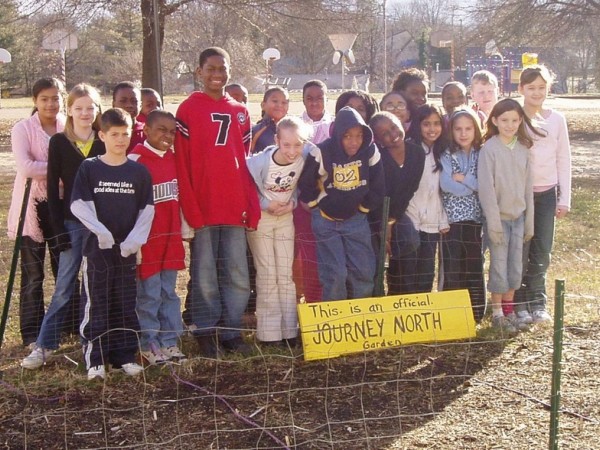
top-left (141, 0), bottom-right (164, 92)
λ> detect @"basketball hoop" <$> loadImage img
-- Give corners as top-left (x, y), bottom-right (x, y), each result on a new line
top-left (0, 49), bottom-right (11, 109)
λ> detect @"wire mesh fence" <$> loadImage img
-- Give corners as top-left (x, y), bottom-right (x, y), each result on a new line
top-left (0, 225), bottom-right (598, 449)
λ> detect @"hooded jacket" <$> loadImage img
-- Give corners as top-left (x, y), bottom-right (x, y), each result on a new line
top-left (298, 106), bottom-right (384, 221)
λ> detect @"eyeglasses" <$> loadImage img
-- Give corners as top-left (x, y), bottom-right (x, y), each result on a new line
top-left (384, 103), bottom-right (407, 112)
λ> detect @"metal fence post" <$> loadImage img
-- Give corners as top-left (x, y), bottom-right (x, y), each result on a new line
top-left (549, 279), bottom-right (565, 450)
top-left (374, 197), bottom-right (390, 297)
top-left (0, 178), bottom-right (32, 350)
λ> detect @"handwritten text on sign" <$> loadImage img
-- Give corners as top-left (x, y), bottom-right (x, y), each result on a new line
top-left (297, 290), bottom-right (476, 361)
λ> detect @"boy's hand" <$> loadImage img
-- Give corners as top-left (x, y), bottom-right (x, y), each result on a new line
top-left (97, 232), bottom-right (115, 249)
top-left (120, 241), bottom-right (139, 257)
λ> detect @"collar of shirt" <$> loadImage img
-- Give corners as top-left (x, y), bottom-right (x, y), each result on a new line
top-left (143, 140), bottom-right (168, 157)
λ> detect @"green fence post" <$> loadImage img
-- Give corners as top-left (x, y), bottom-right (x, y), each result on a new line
top-left (0, 178), bottom-right (32, 350)
top-left (549, 279), bottom-right (565, 450)
top-left (374, 197), bottom-right (390, 297)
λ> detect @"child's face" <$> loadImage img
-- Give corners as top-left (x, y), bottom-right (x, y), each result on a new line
top-left (262, 91), bottom-right (289, 122)
top-left (471, 82), bottom-right (498, 115)
top-left (99, 125), bottom-right (131, 156)
top-left (34, 87), bottom-right (62, 122)
top-left (341, 125), bottom-right (364, 157)
top-left (420, 113), bottom-right (442, 147)
top-left (113, 87), bottom-right (141, 120)
top-left (344, 97), bottom-right (368, 121)
top-left (492, 110), bottom-right (522, 142)
top-left (519, 75), bottom-right (548, 109)
top-left (442, 85), bottom-right (467, 116)
top-left (275, 127), bottom-right (304, 164)
top-left (225, 86), bottom-right (247, 104)
top-left (303, 85), bottom-right (326, 121)
top-left (372, 117), bottom-right (404, 150)
top-left (452, 115), bottom-right (475, 150)
top-left (400, 80), bottom-right (428, 108)
top-left (141, 92), bottom-right (161, 116)
top-left (197, 55), bottom-right (230, 96)
top-left (69, 95), bottom-right (99, 130)
top-left (381, 92), bottom-right (409, 124)
top-left (144, 116), bottom-right (176, 152)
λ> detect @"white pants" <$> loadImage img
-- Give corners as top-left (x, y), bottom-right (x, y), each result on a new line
top-left (247, 211), bottom-right (298, 341)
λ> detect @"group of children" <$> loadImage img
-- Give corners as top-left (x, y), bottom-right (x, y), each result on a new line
top-left (9, 46), bottom-right (570, 378)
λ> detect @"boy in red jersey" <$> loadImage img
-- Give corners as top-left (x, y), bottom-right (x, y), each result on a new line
top-left (129, 110), bottom-right (187, 365)
top-left (175, 47), bottom-right (260, 357)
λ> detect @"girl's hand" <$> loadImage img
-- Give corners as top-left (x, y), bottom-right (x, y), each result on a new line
top-left (268, 200), bottom-right (293, 216)
top-left (556, 207), bottom-right (568, 219)
top-left (440, 227), bottom-right (450, 234)
top-left (452, 173), bottom-right (465, 183)
top-left (267, 200), bottom-right (284, 215)
top-left (277, 201), bottom-right (294, 216)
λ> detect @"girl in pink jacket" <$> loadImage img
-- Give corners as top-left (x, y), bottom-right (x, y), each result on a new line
top-left (7, 77), bottom-right (66, 346)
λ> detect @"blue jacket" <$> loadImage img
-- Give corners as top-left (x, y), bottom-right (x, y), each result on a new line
top-left (440, 147), bottom-right (482, 223)
top-left (298, 107), bottom-right (385, 220)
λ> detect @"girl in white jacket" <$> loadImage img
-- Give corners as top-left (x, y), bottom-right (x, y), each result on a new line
top-left (246, 117), bottom-right (314, 347)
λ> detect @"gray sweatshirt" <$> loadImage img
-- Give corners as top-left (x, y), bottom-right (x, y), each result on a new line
top-left (478, 135), bottom-right (533, 239)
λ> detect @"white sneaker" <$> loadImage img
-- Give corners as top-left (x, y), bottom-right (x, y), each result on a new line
top-left (161, 346), bottom-right (187, 362)
top-left (87, 365), bottom-right (106, 380)
top-left (21, 347), bottom-right (54, 370)
top-left (119, 362), bottom-right (144, 376)
top-left (532, 309), bottom-right (552, 324)
top-left (141, 349), bottom-right (170, 365)
top-left (506, 312), bottom-right (529, 331)
top-left (515, 310), bottom-right (534, 325)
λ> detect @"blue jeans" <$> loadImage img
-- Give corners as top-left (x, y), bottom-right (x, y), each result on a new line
top-left (189, 226), bottom-right (249, 341)
top-left (515, 188), bottom-right (556, 312)
top-left (137, 270), bottom-right (183, 351)
top-left (487, 215), bottom-right (525, 294)
top-left (36, 220), bottom-right (85, 350)
top-left (312, 210), bottom-right (375, 301)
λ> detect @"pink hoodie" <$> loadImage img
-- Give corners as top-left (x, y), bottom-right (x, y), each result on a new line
top-left (7, 112), bottom-right (66, 242)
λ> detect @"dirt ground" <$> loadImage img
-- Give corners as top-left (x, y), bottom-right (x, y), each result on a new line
top-left (0, 97), bottom-right (598, 449)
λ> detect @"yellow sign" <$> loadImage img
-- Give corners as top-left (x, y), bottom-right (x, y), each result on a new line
top-left (522, 53), bottom-right (538, 67)
top-left (298, 290), bottom-right (476, 361)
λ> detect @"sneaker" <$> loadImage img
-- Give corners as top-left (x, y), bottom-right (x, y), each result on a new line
top-left (141, 349), bottom-right (170, 365)
top-left (195, 335), bottom-right (222, 359)
top-left (87, 365), bottom-right (106, 380)
top-left (21, 347), bottom-right (54, 370)
top-left (515, 310), bottom-right (534, 325)
top-left (532, 309), bottom-right (552, 324)
top-left (117, 362), bottom-right (144, 377)
top-left (506, 312), bottom-right (529, 331)
top-left (491, 315), bottom-right (518, 334)
top-left (221, 337), bottom-right (253, 356)
top-left (161, 346), bottom-right (187, 362)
